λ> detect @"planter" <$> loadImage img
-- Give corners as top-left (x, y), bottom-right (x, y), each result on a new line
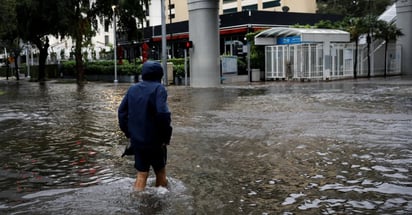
top-left (86, 74), bottom-right (135, 83)
top-left (251, 69), bottom-right (260, 82)
top-left (118, 75), bottom-right (135, 83)
top-left (174, 76), bottom-right (190, 86)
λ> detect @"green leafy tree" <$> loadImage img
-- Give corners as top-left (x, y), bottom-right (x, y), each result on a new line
top-left (3, 0), bottom-right (149, 84)
top-left (314, 20), bottom-right (338, 29)
top-left (362, 15), bottom-right (375, 78)
top-left (0, 0), bottom-right (22, 80)
top-left (65, 0), bottom-right (150, 83)
top-left (117, 0), bottom-right (149, 42)
top-left (14, 0), bottom-right (98, 83)
top-left (343, 17), bottom-right (370, 78)
top-left (374, 20), bottom-right (403, 77)
top-left (15, 0), bottom-right (65, 82)
top-left (317, 0), bottom-right (393, 17)
top-left (93, 0), bottom-right (149, 49)
top-left (317, 0), bottom-right (396, 78)
top-left (58, 0), bottom-right (97, 84)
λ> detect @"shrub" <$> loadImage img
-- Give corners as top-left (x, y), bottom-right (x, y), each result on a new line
top-left (246, 31), bottom-right (265, 70)
top-left (174, 64), bottom-right (185, 77)
top-left (61, 61), bottom-right (76, 77)
top-left (170, 58), bottom-right (189, 77)
top-left (118, 63), bottom-right (138, 75)
top-left (168, 58), bottom-right (185, 66)
top-left (61, 60), bottom-right (142, 76)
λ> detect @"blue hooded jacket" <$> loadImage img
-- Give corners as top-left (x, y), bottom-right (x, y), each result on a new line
top-left (118, 61), bottom-right (172, 149)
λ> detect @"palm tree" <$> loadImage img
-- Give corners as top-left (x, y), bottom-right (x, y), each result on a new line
top-left (374, 20), bottom-right (403, 77)
top-left (345, 17), bottom-right (369, 78)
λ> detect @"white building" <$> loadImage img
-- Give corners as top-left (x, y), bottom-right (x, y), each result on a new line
top-left (47, 16), bottom-right (114, 63)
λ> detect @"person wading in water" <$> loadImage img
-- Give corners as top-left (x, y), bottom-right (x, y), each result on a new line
top-left (118, 61), bottom-right (172, 191)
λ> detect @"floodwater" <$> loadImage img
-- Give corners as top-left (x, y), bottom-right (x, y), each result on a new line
top-left (0, 77), bottom-right (411, 214)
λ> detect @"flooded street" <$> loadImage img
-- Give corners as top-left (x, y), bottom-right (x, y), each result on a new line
top-left (0, 77), bottom-right (411, 214)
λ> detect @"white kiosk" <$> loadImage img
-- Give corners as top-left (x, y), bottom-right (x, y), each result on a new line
top-left (255, 27), bottom-right (350, 80)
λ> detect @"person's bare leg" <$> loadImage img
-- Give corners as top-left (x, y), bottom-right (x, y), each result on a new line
top-left (155, 167), bottom-right (167, 188)
top-left (134, 171), bottom-right (149, 191)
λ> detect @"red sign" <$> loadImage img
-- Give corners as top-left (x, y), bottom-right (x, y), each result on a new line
top-left (142, 42), bottom-right (149, 63)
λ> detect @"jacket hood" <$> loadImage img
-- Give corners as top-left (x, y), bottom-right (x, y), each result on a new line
top-left (142, 61), bottom-right (163, 82)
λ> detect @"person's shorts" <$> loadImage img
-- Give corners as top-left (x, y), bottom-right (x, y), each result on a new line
top-left (134, 145), bottom-right (167, 172)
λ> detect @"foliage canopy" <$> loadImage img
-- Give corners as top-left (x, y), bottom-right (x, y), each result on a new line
top-left (317, 0), bottom-right (395, 17)
top-left (0, 0), bottom-right (149, 83)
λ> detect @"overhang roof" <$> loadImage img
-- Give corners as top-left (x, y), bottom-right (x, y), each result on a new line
top-left (255, 27), bottom-right (350, 45)
top-left (143, 11), bottom-right (344, 40)
top-left (379, 3), bottom-right (396, 23)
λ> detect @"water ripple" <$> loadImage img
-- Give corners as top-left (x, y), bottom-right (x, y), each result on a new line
top-left (1, 78), bottom-right (411, 214)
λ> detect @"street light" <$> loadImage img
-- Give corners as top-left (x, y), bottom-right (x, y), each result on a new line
top-left (161, 0), bottom-right (167, 85)
top-left (112, 5), bottom-right (118, 83)
top-left (26, 43), bottom-right (31, 79)
top-left (168, 0), bottom-right (174, 58)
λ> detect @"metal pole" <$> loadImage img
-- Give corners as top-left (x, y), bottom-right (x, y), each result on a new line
top-left (184, 48), bottom-right (187, 86)
top-left (4, 48), bottom-right (8, 80)
top-left (161, 0), bottom-right (168, 85)
top-left (30, 47), bottom-right (33, 65)
top-left (247, 11), bottom-right (251, 82)
top-left (247, 41), bottom-right (251, 82)
top-left (169, 0), bottom-right (174, 58)
top-left (112, 5), bottom-right (118, 83)
top-left (26, 44), bottom-right (30, 79)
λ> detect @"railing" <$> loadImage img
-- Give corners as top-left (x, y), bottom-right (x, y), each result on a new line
top-left (264, 41), bottom-right (402, 81)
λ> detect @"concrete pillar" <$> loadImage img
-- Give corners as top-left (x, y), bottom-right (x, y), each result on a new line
top-left (396, 1), bottom-right (412, 76)
top-left (188, 0), bottom-right (220, 87)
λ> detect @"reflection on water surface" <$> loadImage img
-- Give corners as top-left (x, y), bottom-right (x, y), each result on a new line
top-left (0, 78), bottom-right (411, 214)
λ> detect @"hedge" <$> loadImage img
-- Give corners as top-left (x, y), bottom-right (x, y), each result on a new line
top-left (1, 59), bottom-right (190, 79)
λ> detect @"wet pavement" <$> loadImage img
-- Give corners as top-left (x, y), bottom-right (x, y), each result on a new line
top-left (0, 77), bottom-right (411, 214)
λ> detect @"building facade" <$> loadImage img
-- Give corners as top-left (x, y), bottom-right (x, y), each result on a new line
top-left (220, 0), bottom-right (316, 14)
top-left (45, 0), bottom-right (321, 64)
top-left (154, 0), bottom-right (317, 25)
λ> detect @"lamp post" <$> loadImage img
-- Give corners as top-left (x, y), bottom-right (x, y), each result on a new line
top-left (161, 0), bottom-right (167, 85)
top-left (247, 10), bottom-right (251, 83)
top-left (168, 0), bottom-right (174, 58)
top-left (26, 43), bottom-right (31, 79)
top-left (112, 5), bottom-right (118, 83)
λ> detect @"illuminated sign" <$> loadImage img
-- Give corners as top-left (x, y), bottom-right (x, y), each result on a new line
top-left (276, 36), bottom-right (301, 45)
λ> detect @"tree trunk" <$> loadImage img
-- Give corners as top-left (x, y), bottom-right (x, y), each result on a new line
top-left (5, 60), bottom-right (9, 80)
top-left (38, 47), bottom-right (48, 82)
top-left (353, 40), bottom-right (358, 79)
top-left (13, 55), bottom-right (19, 80)
top-left (367, 34), bottom-right (371, 78)
top-left (384, 39), bottom-right (388, 77)
top-left (33, 37), bottom-right (49, 82)
top-left (75, 36), bottom-right (85, 84)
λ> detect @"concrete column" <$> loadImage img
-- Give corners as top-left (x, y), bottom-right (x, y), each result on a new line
top-left (188, 0), bottom-right (220, 87)
top-left (396, 1), bottom-right (412, 76)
